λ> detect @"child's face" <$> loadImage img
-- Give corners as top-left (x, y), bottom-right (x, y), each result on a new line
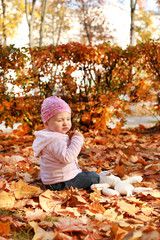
top-left (45, 112), bottom-right (72, 134)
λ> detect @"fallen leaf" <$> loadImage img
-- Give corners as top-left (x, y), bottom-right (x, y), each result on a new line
top-left (139, 231), bottom-right (160, 240)
top-left (130, 155), bottom-right (139, 163)
top-left (135, 213), bottom-right (153, 222)
top-left (0, 190), bottom-right (15, 209)
top-left (117, 200), bottom-right (139, 216)
top-left (88, 201), bottom-right (105, 214)
top-left (54, 217), bottom-right (88, 233)
top-left (54, 206), bottom-right (80, 217)
top-left (0, 220), bottom-right (10, 234)
top-left (114, 164), bottom-right (126, 177)
top-left (29, 221), bottom-right (55, 240)
top-left (25, 208), bottom-right (46, 222)
top-left (104, 208), bottom-right (118, 219)
top-left (122, 229), bottom-right (143, 240)
top-left (10, 179), bottom-right (42, 199)
top-left (140, 191), bottom-right (160, 198)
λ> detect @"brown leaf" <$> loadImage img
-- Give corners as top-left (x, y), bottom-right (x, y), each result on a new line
top-left (139, 231), bottom-right (160, 240)
top-left (0, 179), bottom-right (10, 191)
top-left (25, 208), bottom-right (46, 222)
top-left (122, 229), bottom-right (143, 240)
top-left (54, 206), bottom-right (80, 217)
top-left (54, 217), bottom-right (88, 233)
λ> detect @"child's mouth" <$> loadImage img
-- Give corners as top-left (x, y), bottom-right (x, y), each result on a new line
top-left (63, 127), bottom-right (68, 131)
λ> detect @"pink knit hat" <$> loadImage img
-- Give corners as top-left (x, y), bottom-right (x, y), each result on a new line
top-left (41, 96), bottom-right (71, 124)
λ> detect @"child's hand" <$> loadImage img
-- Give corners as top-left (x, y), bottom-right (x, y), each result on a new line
top-left (73, 130), bottom-right (84, 139)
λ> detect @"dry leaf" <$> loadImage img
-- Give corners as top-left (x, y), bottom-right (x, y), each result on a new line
top-left (10, 179), bottom-right (42, 199)
top-left (114, 164), bottom-right (126, 177)
top-left (39, 190), bottom-right (64, 212)
top-left (117, 200), bottom-right (139, 216)
top-left (0, 191), bottom-right (15, 209)
top-left (54, 217), bottom-right (88, 233)
top-left (122, 229), bottom-right (143, 240)
top-left (29, 221), bottom-right (55, 240)
top-left (25, 208), bottom-right (46, 222)
top-left (0, 220), bottom-right (10, 235)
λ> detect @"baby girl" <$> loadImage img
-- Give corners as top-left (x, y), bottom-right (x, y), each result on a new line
top-left (32, 96), bottom-right (104, 191)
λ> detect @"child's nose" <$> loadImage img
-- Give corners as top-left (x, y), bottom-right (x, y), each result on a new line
top-left (63, 120), bottom-right (67, 125)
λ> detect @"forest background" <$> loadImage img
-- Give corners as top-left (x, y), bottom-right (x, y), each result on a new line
top-left (0, 0), bottom-right (160, 240)
top-left (0, 0), bottom-right (160, 133)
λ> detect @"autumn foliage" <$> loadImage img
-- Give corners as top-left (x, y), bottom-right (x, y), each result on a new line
top-left (0, 127), bottom-right (160, 239)
top-left (0, 41), bottom-right (160, 239)
top-left (0, 40), bottom-right (160, 133)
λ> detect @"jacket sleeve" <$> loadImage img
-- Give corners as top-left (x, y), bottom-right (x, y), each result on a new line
top-left (46, 135), bottom-right (84, 164)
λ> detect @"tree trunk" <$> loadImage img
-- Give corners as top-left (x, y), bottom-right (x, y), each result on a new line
top-left (130, 0), bottom-right (137, 45)
top-left (56, 13), bottom-right (64, 45)
top-left (39, 0), bottom-right (48, 47)
top-left (25, 0), bottom-right (37, 48)
top-left (81, 1), bottom-right (91, 44)
top-left (1, 0), bottom-right (7, 46)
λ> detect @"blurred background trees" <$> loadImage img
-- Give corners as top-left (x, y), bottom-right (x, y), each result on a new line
top-left (1, 0), bottom-right (160, 47)
top-left (0, 0), bottom-right (160, 132)
top-left (0, 0), bottom-right (24, 46)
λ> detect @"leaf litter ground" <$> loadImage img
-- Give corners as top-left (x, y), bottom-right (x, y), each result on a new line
top-left (0, 126), bottom-right (160, 240)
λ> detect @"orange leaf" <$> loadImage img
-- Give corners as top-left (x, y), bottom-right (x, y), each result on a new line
top-left (0, 220), bottom-right (10, 234)
top-left (117, 200), bottom-right (139, 216)
top-left (109, 222), bottom-right (128, 240)
top-left (39, 190), bottom-right (65, 212)
top-left (114, 164), bottom-right (126, 178)
top-left (13, 123), bottom-right (31, 136)
top-left (89, 201), bottom-right (105, 213)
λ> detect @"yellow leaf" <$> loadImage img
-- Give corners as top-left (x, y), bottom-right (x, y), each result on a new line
top-left (10, 179), bottom-right (42, 199)
top-left (104, 208), bottom-right (118, 220)
top-left (0, 191), bottom-right (15, 209)
top-left (117, 200), bottom-right (139, 216)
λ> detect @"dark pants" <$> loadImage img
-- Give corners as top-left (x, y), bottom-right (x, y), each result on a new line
top-left (45, 171), bottom-right (100, 191)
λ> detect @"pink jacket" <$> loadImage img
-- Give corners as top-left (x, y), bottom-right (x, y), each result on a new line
top-left (32, 129), bottom-right (83, 185)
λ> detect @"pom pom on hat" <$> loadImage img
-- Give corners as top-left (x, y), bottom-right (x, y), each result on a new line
top-left (41, 96), bottom-right (71, 124)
